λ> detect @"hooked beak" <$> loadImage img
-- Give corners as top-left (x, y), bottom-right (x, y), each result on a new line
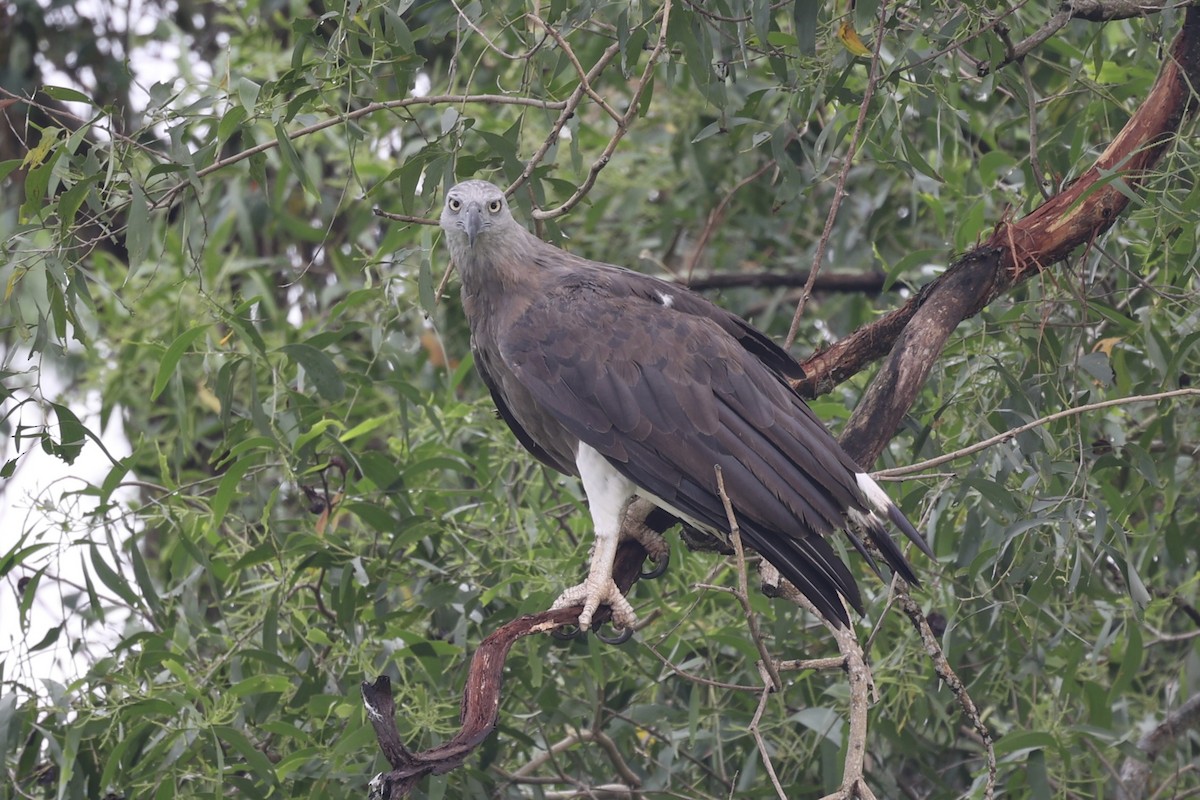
top-left (464, 205), bottom-right (484, 248)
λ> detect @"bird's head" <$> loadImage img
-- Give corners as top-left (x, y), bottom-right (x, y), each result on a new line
top-left (440, 180), bottom-right (513, 250)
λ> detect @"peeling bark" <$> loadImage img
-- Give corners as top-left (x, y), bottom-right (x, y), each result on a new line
top-left (813, 5), bottom-right (1200, 466)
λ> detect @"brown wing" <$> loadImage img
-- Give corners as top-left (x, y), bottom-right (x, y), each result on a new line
top-left (500, 273), bottom-right (895, 626)
top-left (471, 337), bottom-right (577, 476)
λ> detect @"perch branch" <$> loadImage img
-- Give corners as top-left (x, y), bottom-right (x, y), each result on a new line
top-left (361, 540), bottom-right (650, 799)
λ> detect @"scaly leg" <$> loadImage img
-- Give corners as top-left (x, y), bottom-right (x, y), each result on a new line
top-left (552, 446), bottom-right (640, 631)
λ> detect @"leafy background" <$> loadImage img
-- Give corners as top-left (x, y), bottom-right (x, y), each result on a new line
top-left (2, 0), bottom-right (1198, 798)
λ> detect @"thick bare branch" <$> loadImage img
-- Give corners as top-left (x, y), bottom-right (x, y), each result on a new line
top-left (807, 5), bottom-right (1200, 466)
top-left (361, 540), bottom-right (650, 799)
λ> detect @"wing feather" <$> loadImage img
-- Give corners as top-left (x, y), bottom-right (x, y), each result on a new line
top-left (496, 270), bottom-right (910, 625)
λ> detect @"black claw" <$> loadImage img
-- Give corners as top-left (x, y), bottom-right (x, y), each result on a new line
top-left (596, 624), bottom-right (634, 645)
top-left (640, 551), bottom-right (670, 580)
top-left (551, 623), bottom-right (585, 642)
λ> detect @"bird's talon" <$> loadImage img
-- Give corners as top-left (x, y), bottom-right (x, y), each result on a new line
top-left (596, 624), bottom-right (634, 645)
top-left (551, 623), bottom-right (584, 642)
top-left (640, 552), bottom-right (670, 580)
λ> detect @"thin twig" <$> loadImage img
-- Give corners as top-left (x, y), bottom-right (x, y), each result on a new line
top-left (895, 590), bottom-right (996, 799)
top-left (510, 40), bottom-right (624, 196)
top-left (983, 9), bottom-right (1072, 75)
top-left (529, 15), bottom-right (623, 122)
top-left (749, 661), bottom-right (790, 800)
top-left (784, 0), bottom-right (890, 350)
top-left (1011, 28), bottom-right (1052, 200)
top-left (876, 388), bottom-right (1200, 479)
top-left (683, 159), bottom-right (778, 281)
top-left (644, 643), bottom-right (764, 691)
top-left (149, 94), bottom-right (566, 211)
top-left (449, 0), bottom-right (538, 60)
top-left (531, 0), bottom-right (674, 219)
top-left (979, 0), bottom-right (1175, 75)
top-left (714, 465), bottom-right (783, 693)
top-left (374, 209), bottom-right (437, 225)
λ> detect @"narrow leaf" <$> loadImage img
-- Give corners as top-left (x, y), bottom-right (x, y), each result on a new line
top-left (212, 456), bottom-right (255, 529)
top-left (274, 123), bottom-right (318, 198)
top-left (127, 181), bottom-right (150, 266)
top-left (281, 343), bottom-right (345, 402)
top-left (88, 544), bottom-right (142, 609)
top-left (152, 325), bottom-right (210, 401)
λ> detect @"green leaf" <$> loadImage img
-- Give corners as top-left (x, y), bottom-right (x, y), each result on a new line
top-left (129, 539), bottom-right (162, 618)
top-left (0, 158), bottom-right (23, 183)
top-left (274, 122), bottom-right (318, 198)
top-left (152, 324), bottom-right (210, 401)
top-left (340, 414), bottom-right (393, 443)
top-left (230, 674), bottom-right (292, 697)
top-left (127, 180), bottom-right (151, 266)
top-left (88, 544), bottom-right (143, 609)
top-left (212, 456), bottom-right (255, 529)
top-left (280, 343), bottom-right (345, 402)
top-left (57, 175), bottom-right (98, 234)
top-left (42, 85), bottom-right (92, 103)
top-left (28, 623), bottom-right (62, 652)
top-left (994, 730), bottom-right (1056, 758)
top-left (793, 0), bottom-right (818, 56)
top-left (237, 76), bottom-right (261, 112)
top-left (217, 105), bottom-right (248, 145)
top-left (48, 402), bottom-right (87, 464)
top-left (418, 226), bottom-right (437, 315)
top-left (213, 725), bottom-right (278, 785)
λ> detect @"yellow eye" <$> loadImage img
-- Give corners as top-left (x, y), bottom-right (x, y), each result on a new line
top-left (448, 197), bottom-right (462, 211)
top-left (488, 199), bottom-right (502, 213)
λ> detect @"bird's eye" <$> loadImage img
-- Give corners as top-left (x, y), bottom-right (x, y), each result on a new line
top-left (488, 199), bottom-right (502, 213)
top-left (448, 198), bottom-right (462, 211)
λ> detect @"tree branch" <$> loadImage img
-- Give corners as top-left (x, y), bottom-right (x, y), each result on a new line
top-left (981, 0), bottom-right (1175, 75)
top-left (530, 0), bottom-right (673, 220)
top-left (811, 4), bottom-right (1200, 466)
top-left (875, 388), bottom-right (1200, 479)
top-left (360, 540), bottom-right (650, 799)
top-left (784, 0), bottom-right (891, 351)
top-left (680, 269), bottom-right (892, 294)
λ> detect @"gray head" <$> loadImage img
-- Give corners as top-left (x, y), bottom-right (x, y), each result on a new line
top-left (439, 180), bottom-right (517, 251)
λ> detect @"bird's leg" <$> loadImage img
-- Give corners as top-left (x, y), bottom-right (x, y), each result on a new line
top-left (553, 447), bottom-right (640, 631)
top-left (551, 519), bottom-right (636, 631)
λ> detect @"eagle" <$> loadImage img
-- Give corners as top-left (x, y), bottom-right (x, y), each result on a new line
top-left (439, 179), bottom-right (932, 632)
